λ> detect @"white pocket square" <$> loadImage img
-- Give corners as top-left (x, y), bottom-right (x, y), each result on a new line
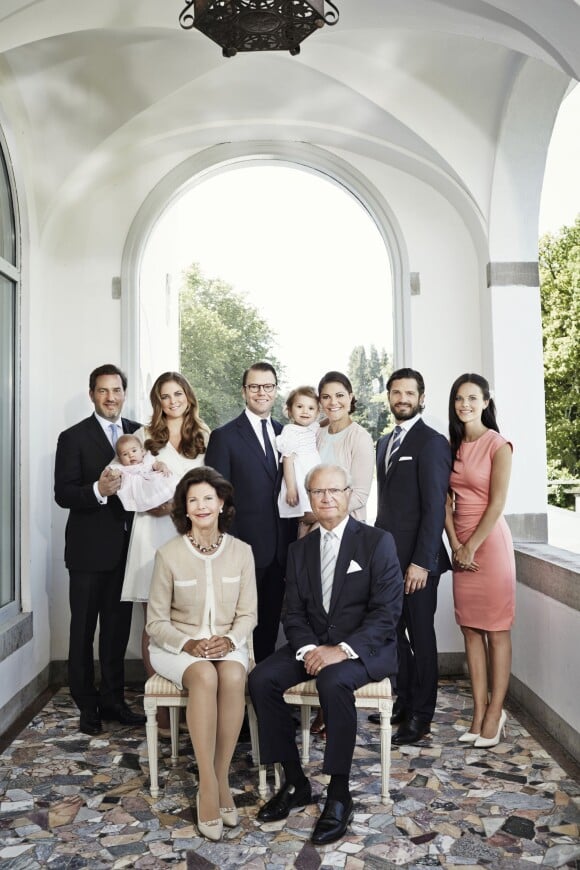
top-left (398, 455), bottom-right (413, 461)
top-left (347, 560), bottom-right (362, 573)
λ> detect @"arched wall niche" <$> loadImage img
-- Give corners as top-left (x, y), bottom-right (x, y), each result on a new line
top-left (120, 141), bottom-right (411, 412)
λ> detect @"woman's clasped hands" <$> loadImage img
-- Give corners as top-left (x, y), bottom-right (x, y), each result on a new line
top-left (184, 636), bottom-right (232, 659)
top-left (453, 543), bottom-right (479, 572)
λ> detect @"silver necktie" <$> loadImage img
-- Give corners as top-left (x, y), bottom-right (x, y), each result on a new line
top-left (320, 531), bottom-right (337, 612)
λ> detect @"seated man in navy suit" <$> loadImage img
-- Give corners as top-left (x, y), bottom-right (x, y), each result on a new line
top-left (249, 464), bottom-right (403, 846)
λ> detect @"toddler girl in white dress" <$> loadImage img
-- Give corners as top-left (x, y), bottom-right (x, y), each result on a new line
top-left (276, 386), bottom-right (321, 532)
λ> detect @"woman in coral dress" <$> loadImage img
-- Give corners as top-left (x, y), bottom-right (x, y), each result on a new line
top-left (445, 373), bottom-right (515, 748)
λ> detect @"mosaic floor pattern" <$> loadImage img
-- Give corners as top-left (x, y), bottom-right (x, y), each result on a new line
top-left (0, 680), bottom-right (579, 869)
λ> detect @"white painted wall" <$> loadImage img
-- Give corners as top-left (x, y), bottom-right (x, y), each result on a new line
top-left (513, 584), bottom-right (580, 734)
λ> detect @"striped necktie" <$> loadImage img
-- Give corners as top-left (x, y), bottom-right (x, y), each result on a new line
top-left (386, 425), bottom-right (403, 473)
top-left (320, 531), bottom-right (338, 612)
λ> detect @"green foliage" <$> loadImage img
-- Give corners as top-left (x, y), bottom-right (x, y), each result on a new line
top-left (347, 344), bottom-right (392, 441)
top-left (179, 263), bottom-right (283, 429)
top-left (539, 216), bottom-right (580, 508)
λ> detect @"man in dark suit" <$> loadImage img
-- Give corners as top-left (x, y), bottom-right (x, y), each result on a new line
top-left (249, 464), bottom-right (403, 846)
top-left (369, 367), bottom-right (452, 745)
top-left (205, 361), bottom-right (295, 663)
top-left (54, 364), bottom-right (146, 735)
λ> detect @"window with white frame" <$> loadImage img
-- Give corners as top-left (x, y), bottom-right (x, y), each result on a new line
top-left (0, 134), bottom-right (18, 619)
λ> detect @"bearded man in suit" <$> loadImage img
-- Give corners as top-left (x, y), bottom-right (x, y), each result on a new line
top-left (369, 368), bottom-right (452, 745)
top-left (54, 364), bottom-right (146, 735)
top-left (204, 361), bottom-right (295, 663)
top-left (249, 463), bottom-right (403, 846)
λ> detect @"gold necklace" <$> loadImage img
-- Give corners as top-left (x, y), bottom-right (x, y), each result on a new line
top-left (187, 532), bottom-right (224, 553)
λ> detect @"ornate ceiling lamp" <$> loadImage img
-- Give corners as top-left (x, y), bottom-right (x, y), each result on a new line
top-left (179, 1), bottom-right (340, 57)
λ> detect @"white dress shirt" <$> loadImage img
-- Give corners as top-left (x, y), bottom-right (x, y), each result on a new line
top-left (244, 408), bottom-right (278, 465)
top-left (296, 515), bottom-right (358, 661)
top-left (92, 413), bottom-right (123, 504)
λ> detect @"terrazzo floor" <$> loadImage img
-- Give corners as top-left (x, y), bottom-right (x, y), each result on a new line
top-left (0, 679), bottom-right (579, 869)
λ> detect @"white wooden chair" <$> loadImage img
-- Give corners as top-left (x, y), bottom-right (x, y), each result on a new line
top-left (259, 676), bottom-right (394, 805)
top-left (143, 642), bottom-right (262, 798)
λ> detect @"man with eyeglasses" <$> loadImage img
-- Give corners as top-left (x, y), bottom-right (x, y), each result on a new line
top-left (205, 361), bottom-right (296, 663)
top-left (249, 463), bottom-right (403, 845)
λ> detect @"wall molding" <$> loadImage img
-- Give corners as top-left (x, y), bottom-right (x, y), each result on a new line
top-left (515, 544), bottom-right (580, 611)
top-left (486, 261), bottom-right (539, 287)
top-left (0, 611), bottom-right (32, 664)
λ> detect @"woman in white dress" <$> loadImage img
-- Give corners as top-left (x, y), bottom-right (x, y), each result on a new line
top-left (121, 372), bottom-right (210, 729)
top-left (147, 466), bottom-right (257, 841)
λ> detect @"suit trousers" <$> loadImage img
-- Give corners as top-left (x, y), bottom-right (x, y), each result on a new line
top-left (396, 574), bottom-right (439, 721)
top-left (249, 644), bottom-right (372, 776)
top-left (68, 539), bottom-right (133, 711)
top-left (252, 558), bottom-right (286, 663)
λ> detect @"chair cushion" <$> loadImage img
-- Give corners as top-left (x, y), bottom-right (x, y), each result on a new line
top-left (144, 674), bottom-right (187, 697)
top-left (283, 677), bottom-right (392, 700)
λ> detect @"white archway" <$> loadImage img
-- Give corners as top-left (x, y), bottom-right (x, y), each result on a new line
top-left (120, 141), bottom-right (412, 415)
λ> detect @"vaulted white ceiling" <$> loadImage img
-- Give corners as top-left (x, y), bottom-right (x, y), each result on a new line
top-left (0, 1), bottom-right (578, 233)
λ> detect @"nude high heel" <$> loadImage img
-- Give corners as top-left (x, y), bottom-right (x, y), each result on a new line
top-left (458, 730), bottom-right (480, 744)
top-left (474, 709), bottom-right (507, 748)
top-left (196, 793), bottom-right (223, 841)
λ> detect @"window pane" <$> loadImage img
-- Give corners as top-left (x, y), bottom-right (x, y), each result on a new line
top-left (0, 148), bottom-right (16, 265)
top-left (0, 275), bottom-right (15, 606)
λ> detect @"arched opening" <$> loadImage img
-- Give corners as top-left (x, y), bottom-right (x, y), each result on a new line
top-left (121, 143), bottom-right (411, 426)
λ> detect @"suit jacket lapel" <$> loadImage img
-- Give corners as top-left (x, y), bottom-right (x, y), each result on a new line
top-left (88, 415), bottom-right (115, 461)
top-left (305, 528), bottom-right (324, 611)
top-left (235, 413), bottom-right (277, 481)
top-left (328, 518), bottom-right (358, 613)
top-left (385, 419), bottom-right (425, 482)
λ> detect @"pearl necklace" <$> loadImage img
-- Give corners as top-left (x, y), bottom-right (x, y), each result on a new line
top-left (187, 532), bottom-right (224, 554)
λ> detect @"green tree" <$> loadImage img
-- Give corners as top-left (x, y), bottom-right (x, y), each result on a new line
top-left (179, 263), bottom-right (282, 429)
top-left (347, 344), bottom-right (391, 441)
top-left (539, 217), bottom-right (580, 508)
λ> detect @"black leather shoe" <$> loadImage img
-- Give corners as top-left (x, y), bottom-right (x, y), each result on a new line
top-left (311, 795), bottom-right (354, 845)
top-left (100, 702), bottom-right (146, 726)
top-left (79, 708), bottom-right (102, 736)
top-left (257, 780), bottom-right (312, 822)
top-left (368, 699), bottom-right (406, 726)
top-left (391, 714), bottom-right (431, 745)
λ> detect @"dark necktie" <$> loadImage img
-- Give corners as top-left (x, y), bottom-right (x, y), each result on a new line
top-left (261, 418), bottom-right (277, 474)
top-left (386, 425), bottom-right (403, 473)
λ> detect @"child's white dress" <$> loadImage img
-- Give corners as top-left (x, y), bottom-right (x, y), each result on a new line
top-left (276, 421), bottom-right (320, 518)
top-left (114, 451), bottom-right (176, 512)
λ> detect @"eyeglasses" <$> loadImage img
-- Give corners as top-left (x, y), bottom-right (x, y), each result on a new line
top-left (244, 383), bottom-right (277, 394)
top-left (307, 487), bottom-right (351, 498)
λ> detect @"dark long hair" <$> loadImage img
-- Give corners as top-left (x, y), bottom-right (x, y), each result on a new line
top-left (317, 371), bottom-right (357, 413)
top-left (448, 373), bottom-right (499, 459)
top-left (172, 466), bottom-right (235, 535)
top-left (145, 372), bottom-right (209, 459)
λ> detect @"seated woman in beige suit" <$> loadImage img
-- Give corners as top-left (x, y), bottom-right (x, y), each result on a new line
top-left (147, 466), bottom-right (257, 841)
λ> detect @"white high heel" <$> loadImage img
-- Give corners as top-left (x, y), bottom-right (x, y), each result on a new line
top-left (196, 793), bottom-right (223, 841)
top-left (474, 709), bottom-right (507, 748)
top-left (458, 730), bottom-right (480, 744)
top-left (220, 805), bottom-right (239, 827)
